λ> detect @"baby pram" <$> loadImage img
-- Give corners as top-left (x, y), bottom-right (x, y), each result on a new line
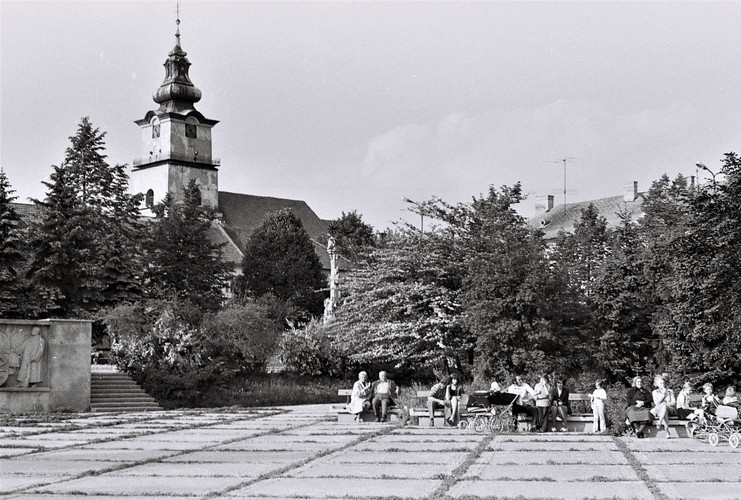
top-left (458, 391), bottom-right (519, 433)
top-left (686, 405), bottom-right (740, 448)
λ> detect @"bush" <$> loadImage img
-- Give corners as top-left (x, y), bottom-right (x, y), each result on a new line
top-left (279, 319), bottom-right (344, 377)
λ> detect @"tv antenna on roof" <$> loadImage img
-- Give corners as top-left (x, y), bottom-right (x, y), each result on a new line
top-left (545, 157), bottom-right (582, 205)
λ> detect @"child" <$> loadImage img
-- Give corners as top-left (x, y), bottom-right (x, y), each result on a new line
top-left (722, 386), bottom-right (739, 408)
top-left (590, 379), bottom-right (607, 433)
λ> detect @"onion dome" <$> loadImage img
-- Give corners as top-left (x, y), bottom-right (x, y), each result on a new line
top-left (152, 17), bottom-right (202, 113)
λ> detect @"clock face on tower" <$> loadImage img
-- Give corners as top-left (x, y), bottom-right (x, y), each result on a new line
top-left (185, 124), bottom-right (197, 138)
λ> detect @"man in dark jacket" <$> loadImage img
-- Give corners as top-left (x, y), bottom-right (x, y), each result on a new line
top-left (549, 378), bottom-right (571, 432)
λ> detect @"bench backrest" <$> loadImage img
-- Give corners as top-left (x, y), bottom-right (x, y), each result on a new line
top-left (338, 389), bottom-right (353, 397)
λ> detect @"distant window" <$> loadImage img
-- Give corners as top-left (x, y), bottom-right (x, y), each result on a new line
top-left (185, 124), bottom-right (197, 138)
top-left (152, 124), bottom-right (160, 138)
top-left (146, 189), bottom-right (154, 208)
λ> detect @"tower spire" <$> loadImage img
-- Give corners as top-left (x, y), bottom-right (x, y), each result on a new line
top-left (175, 1), bottom-right (181, 48)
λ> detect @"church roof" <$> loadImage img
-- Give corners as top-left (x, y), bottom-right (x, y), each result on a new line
top-left (218, 191), bottom-right (330, 248)
top-left (528, 194), bottom-right (646, 240)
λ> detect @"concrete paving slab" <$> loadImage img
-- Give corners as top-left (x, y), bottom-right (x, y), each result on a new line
top-left (0, 447), bottom-right (36, 457)
top-left (324, 450), bottom-right (468, 465)
top-left (14, 448), bottom-right (177, 462)
top-left (212, 441), bottom-right (335, 452)
top-left (643, 464), bottom-right (741, 482)
top-left (465, 463), bottom-right (639, 481)
top-left (243, 434), bottom-right (357, 444)
top-left (19, 432), bottom-right (104, 442)
top-left (0, 427), bottom-right (43, 434)
top-left (80, 439), bottom-right (212, 451)
top-left (373, 434), bottom-right (484, 443)
top-left (497, 434), bottom-right (612, 442)
top-left (448, 480), bottom-right (653, 499)
top-left (490, 440), bottom-right (619, 451)
top-left (0, 459), bottom-right (119, 476)
top-left (107, 461), bottom-right (284, 477)
top-left (28, 475), bottom-right (247, 496)
top-left (354, 441), bottom-right (476, 452)
top-left (6, 496), bottom-right (177, 500)
top-left (624, 438), bottom-right (728, 452)
top-left (164, 450), bottom-right (315, 463)
top-left (476, 450), bottom-right (629, 465)
top-left (0, 439), bottom-right (82, 449)
top-left (285, 462), bottom-right (456, 479)
top-left (632, 451), bottom-right (741, 465)
top-left (656, 482), bottom-right (741, 499)
top-left (229, 477), bottom-right (441, 498)
top-left (0, 476), bottom-right (61, 494)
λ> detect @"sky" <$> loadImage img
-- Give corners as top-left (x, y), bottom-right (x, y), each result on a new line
top-left (2, 1), bottom-right (741, 231)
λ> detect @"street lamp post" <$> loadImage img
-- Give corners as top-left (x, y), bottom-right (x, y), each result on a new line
top-left (696, 163), bottom-right (718, 190)
top-left (402, 197), bottom-right (424, 234)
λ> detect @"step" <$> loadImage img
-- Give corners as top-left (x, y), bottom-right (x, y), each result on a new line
top-left (90, 401), bottom-right (161, 408)
top-left (91, 406), bottom-right (162, 413)
top-left (91, 396), bottom-right (157, 403)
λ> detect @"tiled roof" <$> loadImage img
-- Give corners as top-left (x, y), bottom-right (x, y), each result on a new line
top-left (528, 194), bottom-right (645, 240)
top-left (9, 202), bottom-right (39, 221)
top-left (218, 191), bottom-right (330, 247)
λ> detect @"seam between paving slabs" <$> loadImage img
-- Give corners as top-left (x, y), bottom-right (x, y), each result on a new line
top-left (202, 420), bottom-right (403, 499)
top-left (612, 436), bottom-right (668, 500)
top-left (2, 409), bottom-right (287, 497)
top-left (427, 432), bottom-right (494, 500)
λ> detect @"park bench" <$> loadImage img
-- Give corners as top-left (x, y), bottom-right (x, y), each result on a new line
top-left (334, 388), bottom-right (406, 423)
top-left (409, 390), bottom-right (471, 427)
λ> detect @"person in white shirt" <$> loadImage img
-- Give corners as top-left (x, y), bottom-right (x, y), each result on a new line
top-left (675, 381), bottom-right (695, 419)
top-left (506, 375), bottom-right (538, 427)
top-left (590, 379), bottom-right (608, 433)
top-left (651, 375), bottom-right (675, 438)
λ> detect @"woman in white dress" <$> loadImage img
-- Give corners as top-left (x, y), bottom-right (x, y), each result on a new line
top-left (349, 371), bottom-right (372, 421)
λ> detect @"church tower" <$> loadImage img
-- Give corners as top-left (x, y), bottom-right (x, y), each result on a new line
top-left (131, 14), bottom-right (219, 209)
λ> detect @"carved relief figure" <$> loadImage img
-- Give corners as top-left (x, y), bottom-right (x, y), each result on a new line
top-left (15, 327), bottom-right (45, 388)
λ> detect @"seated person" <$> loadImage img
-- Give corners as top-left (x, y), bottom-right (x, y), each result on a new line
top-left (626, 376), bottom-right (653, 438)
top-left (445, 374), bottom-right (465, 426)
top-left (549, 378), bottom-right (571, 432)
top-left (691, 382), bottom-right (722, 425)
top-left (370, 371), bottom-right (399, 423)
top-left (722, 386), bottom-right (739, 408)
top-left (489, 380), bottom-right (502, 393)
top-left (651, 375), bottom-right (675, 438)
top-left (675, 381), bottom-right (696, 419)
top-left (426, 376), bottom-right (451, 427)
top-left (507, 375), bottom-right (538, 427)
top-left (348, 371), bottom-right (372, 421)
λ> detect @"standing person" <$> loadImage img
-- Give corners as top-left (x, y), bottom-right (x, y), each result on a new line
top-left (426, 376), bottom-right (451, 427)
top-left (651, 375), bottom-right (676, 438)
top-left (626, 376), bottom-right (653, 438)
top-left (533, 375), bottom-right (551, 432)
top-left (507, 375), bottom-right (538, 429)
top-left (590, 379), bottom-right (608, 433)
top-left (549, 378), bottom-right (571, 432)
top-left (16, 327), bottom-right (45, 388)
top-left (348, 371), bottom-right (372, 421)
top-left (445, 374), bottom-right (465, 426)
top-left (370, 371), bottom-right (399, 423)
top-left (675, 382), bottom-right (695, 419)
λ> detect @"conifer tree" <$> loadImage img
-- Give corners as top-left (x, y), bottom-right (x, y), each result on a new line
top-left (143, 181), bottom-right (231, 310)
top-left (0, 171), bottom-right (27, 317)
top-left (29, 118), bottom-right (144, 316)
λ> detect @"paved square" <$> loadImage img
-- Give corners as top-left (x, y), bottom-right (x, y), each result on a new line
top-left (2, 404), bottom-right (740, 499)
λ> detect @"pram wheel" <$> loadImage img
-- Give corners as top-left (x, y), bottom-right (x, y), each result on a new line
top-left (729, 433), bottom-right (739, 449)
top-left (708, 432), bottom-right (719, 447)
top-left (457, 420), bottom-right (469, 431)
top-left (686, 421), bottom-right (699, 439)
top-left (473, 416), bottom-right (488, 433)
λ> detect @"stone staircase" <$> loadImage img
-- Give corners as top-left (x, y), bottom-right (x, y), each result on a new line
top-left (90, 367), bottom-right (162, 412)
